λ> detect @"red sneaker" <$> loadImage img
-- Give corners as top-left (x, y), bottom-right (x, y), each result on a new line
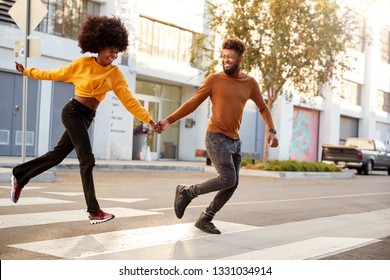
top-left (88, 210), bottom-right (115, 224)
top-left (10, 175), bottom-right (22, 203)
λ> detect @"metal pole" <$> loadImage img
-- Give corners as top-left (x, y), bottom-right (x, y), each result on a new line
top-left (21, 0), bottom-right (31, 162)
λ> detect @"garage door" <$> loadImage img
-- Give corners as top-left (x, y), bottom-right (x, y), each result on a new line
top-left (0, 71), bottom-right (38, 156)
top-left (340, 116), bottom-right (359, 144)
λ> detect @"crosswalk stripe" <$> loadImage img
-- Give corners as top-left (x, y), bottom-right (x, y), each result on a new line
top-left (43, 192), bottom-right (83, 196)
top-left (0, 195), bottom-right (148, 206)
top-left (8, 222), bottom-right (259, 259)
top-left (0, 197), bottom-right (73, 207)
top-left (218, 237), bottom-right (379, 260)
top-left (100, 198), bottom-right (149, 203)
top-left (0, 186), bottom-right (44, 190)
top-left (0, 207), bottom-right (161, 229)
top-left (42, 193), bottom-right (149, 204)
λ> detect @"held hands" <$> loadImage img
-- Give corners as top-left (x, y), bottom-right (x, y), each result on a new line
top-left (149, 120), bottom-right (170, 134)
top-left (155, 119), bottom-right (170, 132)
top-left (147, 119), bottom-right (170, 134)
top-left (149, 121), bottom-right (162, 134)
top-left (15, 62), bottom-right (24, 73)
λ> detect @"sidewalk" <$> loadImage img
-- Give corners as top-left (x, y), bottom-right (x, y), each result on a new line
top-left (0, 156), bottom-right (355, 183)
top-left (0, 156), bottom-right (207, 183)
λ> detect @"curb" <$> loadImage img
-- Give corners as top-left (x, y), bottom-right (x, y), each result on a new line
top-left (54, 163), bottom-right (205, 172)
top-left (0, 168), bottom-right (57, 183)
top-left (0, 162), bottom-right (355, 183)
top-left (205, 166), bottom-right (355, 179)
top-left (0, 163), bottom-right (205, 183)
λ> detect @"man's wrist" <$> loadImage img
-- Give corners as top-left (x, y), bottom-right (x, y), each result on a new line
top-left (269, 128), bottom-right (277, 134)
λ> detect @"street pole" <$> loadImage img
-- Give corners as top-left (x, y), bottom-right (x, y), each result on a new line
top-left (21, 0), bottom-right (31, 163)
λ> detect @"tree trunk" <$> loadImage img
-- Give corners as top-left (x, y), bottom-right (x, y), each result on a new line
top-left (262, 90), bottom-right (277, 165)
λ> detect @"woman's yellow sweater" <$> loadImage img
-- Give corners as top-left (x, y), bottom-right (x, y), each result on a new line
top-left (23, 56), bottom-right (152, 123)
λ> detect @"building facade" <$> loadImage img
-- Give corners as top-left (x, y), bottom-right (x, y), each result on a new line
top-left (270, 0), bottom-right (390, 162)
top-left (0, 0), bottom-right (389, 163)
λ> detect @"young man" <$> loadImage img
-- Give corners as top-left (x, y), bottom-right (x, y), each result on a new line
top-left (157, 37), bottom-right (279, 234)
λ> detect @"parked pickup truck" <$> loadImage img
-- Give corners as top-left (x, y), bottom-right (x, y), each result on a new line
top-left (321, 138), bottom-right (390, 175)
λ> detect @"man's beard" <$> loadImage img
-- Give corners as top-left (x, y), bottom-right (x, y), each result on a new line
top-left (223, 63), bottom-right (240, 75)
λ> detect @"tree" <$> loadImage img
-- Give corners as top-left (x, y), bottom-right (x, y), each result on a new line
top-left (197, 0), bottom-right (362, 163)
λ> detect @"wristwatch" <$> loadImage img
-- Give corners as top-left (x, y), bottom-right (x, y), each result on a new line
top-left (269, 128), bottom-right (277, 134)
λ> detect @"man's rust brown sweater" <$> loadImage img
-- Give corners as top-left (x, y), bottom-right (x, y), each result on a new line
top-left (166, 70), bottom-right (274, 140)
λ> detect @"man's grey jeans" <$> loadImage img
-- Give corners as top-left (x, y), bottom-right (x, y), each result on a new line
top-left (194, 131), bottom-right (242, 213)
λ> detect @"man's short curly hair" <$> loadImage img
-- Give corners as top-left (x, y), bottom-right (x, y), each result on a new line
top-left (222, 37), bottom-right (246, 56)
top-left (78, 16), bottom-right (129, 54)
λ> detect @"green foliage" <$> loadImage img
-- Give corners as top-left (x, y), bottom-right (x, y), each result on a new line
top-left (242, 159), bottom-right (341, 172)
top-left (201, 0), bottom-right (362, 164)
top-left (203, 0), bottom-right (362, 106)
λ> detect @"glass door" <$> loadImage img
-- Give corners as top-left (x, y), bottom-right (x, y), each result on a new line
top-left (146, 100), bottom-right (160, 156)
top-left (133, 98), bottom-right (161, 160)
top-left (135, 80), bottom-right (181, 160)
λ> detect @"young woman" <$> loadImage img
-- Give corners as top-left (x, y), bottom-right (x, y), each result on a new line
top-left (10, 16), bottom-right (160, 224)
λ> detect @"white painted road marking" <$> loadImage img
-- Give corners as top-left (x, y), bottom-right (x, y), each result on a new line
top-left (42, 193), bottom-right (149, 203)
top-left (0, 186), bottom-right (44, 191)
top-left (149, 192), bottom-right (390, 212)
top-left (219, 237), bottom-right (379, 260)
top-left (43, 192), bottom-right (83, 196)
top-left (100, 198), bottom-right (149, 203)
top-left (0, 186), bottom-right (44, 189)
top-left (0, 197), bottom-right (73, 207)
top-left (0, 207), bottom-right (161, 229)
top-left (9, 222), bottom-right (259, 259)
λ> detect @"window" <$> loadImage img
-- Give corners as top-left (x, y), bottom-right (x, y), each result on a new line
top-left (138, 15), bottom-right (202, 68)
top-left (341, 80), bottom-right (362, 105)
top-left (377, 90), bottom-right (390, 113)
top-left (350, 11), bottom-right (365, 53)
top-left (380, 28), bottom-right (390, 64)
top-left (136, 80), bottom-right (181, 101)
top-left (1, 0), bottom-right (100, 40)
top-left (0, 0), bottom-right (16, 25)
top-left (37, 0), bottom-right (101, 40)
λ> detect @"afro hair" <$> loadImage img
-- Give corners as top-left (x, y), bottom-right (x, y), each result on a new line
top-left (222, 37), bottom-right (246, 56)
top-left (78, 16), bottom-right (129, 54)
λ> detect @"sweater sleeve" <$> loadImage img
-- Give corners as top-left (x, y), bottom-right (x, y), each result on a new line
top-left (250, 79), bottom-right (275, 129)
top-left (112, 70), bottom-right (153, 123)
top-left (166, 74), bottom-right (213, 124)
top-left (22, 62), bottom-right (75, 82)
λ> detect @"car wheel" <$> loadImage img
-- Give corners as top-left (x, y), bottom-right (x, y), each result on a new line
top-left (388, 168), bottom-right (390, 176)
top-left (363, 160), bottom-right (373, 175)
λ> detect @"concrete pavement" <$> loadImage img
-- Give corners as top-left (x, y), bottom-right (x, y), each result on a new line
top-left (1, 169), bottom-right (388, 261)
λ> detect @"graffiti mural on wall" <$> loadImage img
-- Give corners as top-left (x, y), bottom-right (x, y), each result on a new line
top-left (290, 107), bottom-right (319, 162)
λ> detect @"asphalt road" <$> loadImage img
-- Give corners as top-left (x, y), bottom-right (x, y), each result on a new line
top-left (0, 169), bottom-right (389, 260)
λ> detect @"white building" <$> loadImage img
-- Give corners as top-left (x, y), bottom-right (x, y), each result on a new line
top-left (0, 0), bottom-right (389, 163)
top-left (270, 0), bottom-right (390, 162)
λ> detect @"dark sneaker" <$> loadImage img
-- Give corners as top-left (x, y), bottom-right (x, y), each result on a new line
top-left (10, 175), bottom-right (22, 203)
top-left (89, 210), bottom-right (115, 224)
top-left (174, 184), bottom-right (194, 219)
top-left (195, 212), bottom-right (221, 234)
